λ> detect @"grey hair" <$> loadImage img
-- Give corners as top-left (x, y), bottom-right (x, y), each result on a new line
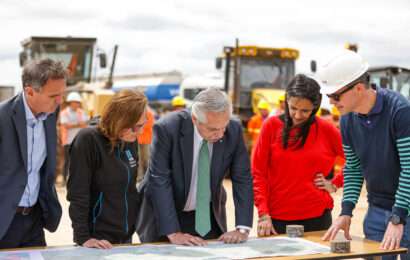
top-left (22, 58), bottom-right (67, 91)
top-left (191, 87), bottom-right (232, 123)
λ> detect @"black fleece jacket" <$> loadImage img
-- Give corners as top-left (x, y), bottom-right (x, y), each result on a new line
top-left (67, 127), bottom-right (139, 245)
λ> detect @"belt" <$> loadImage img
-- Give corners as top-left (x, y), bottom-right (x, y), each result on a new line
top-left (16, 206), bottom-right (35, 215)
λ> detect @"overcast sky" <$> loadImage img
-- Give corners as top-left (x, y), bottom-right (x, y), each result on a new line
top-left (1, 0), bottom-right (410, 89)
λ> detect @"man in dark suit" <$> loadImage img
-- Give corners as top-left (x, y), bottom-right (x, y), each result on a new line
top-left (137, 88), bottom-right (253, 246)
top-left (0, 59), bottom-right (65, 249)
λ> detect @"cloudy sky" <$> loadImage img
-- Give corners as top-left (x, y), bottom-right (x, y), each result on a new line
top-left (1, 0), bottom-right (409, 89)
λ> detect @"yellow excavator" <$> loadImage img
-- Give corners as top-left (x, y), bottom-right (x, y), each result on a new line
top-left (215, 41), bottom-right (299, 152)
top-left (19, 36), bottom-right (118, 117)
top-left (216, 42), bottom-right (299, 124)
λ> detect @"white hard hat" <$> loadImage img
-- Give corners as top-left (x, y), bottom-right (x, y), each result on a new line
top-left (318, 50), bottom-right (369, 95)
top-left (66, 92), bottom-right (82, 102)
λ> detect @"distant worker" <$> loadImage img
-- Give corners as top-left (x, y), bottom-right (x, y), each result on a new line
top-left (136, 107), bottom-right (155, 183)
top-left (0, 58), bottom-right (65, 249)
top-left (318, 107), bottom-right (332, 124)
top-left (271, 94), bottom-right (285, 116)
top-left (331, 106), bottom-right (341, 129)
top-left (67, 89), bottom-right (147, 249)
top-left (277, 94), bottom-right (285, 115)
top-left (59, 92), bottom-right (89, 184)
top-left (171, 96), bottom-right (186, 111)
top-left (320, 50), bottom-right (410, 260)
top-left (247, 100), bottom-right (270, 155)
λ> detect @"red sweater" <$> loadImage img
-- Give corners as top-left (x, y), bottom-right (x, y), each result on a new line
top-left (252, 116), bottom-right (344, 220)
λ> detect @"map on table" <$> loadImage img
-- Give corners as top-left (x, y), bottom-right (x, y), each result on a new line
top-left (0, 237), bottom-right (329, 260)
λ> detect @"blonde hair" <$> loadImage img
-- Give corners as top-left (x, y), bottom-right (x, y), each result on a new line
top-left (98, 89), bottom-right (147, 150)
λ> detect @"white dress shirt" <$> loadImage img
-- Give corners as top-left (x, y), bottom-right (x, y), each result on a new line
top-left (183, 126), bottom-right (213, 211)
top-left (182, 125), bottom-right (251, 232)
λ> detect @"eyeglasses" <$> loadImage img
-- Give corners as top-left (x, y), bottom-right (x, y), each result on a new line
top-left (326, 82), bottom-right (359, 102)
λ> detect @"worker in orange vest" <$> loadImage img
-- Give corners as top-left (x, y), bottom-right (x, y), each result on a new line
top-left (248, 100), bottom-right (270, 156)
top-left (59, 92), bottom-right (89, 184)
top-left (136, 107), bottom-right (155, 183)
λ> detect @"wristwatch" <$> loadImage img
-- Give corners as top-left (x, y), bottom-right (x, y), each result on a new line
top-left (389, 214), bottom-right (406, 225)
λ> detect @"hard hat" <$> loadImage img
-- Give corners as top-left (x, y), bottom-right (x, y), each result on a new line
top-left (278, 94), bottom-right (285, 102)
top-left (257, 100), bottom-right (270, 110)
top-left (318, 50), bottom-right (369, 95)
top-left (172, 96), bottom-right (186, 107)
top-left (66, 92), bottom-right (82, 103)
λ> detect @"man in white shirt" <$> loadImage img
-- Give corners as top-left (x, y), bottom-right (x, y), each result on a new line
top-left (59, 92), bottom-right (88, 183)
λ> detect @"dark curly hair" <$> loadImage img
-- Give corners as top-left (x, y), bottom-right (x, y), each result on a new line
top-left (280, 74), bottom-right (322, 149)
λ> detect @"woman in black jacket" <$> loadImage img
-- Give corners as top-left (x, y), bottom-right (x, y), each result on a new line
top-left (67, 89), bottom-right (147, 249)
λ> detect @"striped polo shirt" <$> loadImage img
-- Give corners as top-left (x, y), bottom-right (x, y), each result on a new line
top-left (340, 87), bottom-right (410, 220)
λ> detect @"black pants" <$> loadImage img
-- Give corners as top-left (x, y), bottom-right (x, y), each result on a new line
top-left (179, 210), bottom-right (222, 239)
top-left (271, 209), bottom-right (332, 234)
top-left (0, 204), bottom-right (46, 249)
top-left (157, 210), bottom-right (222, 242)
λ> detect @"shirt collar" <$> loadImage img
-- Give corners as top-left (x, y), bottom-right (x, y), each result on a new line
top-left (194, 124), bottom-right (204, 144)
top-left (22, 92), bottom-right (48, 123)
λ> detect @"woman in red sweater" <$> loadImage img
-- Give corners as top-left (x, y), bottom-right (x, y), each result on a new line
top-left (252, 74), bottom-right (344, 236)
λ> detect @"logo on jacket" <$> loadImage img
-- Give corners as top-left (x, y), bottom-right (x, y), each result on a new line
top-left (125, 150), bottom-right (137, 168)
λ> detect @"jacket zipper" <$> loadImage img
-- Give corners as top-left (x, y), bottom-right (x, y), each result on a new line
top-left (117, 147), bottom-right (131, 234)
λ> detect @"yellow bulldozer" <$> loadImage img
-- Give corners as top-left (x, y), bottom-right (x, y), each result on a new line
top-left (19, 36), bottom-right (118, 117)
top-left (215, 42), bottom-right (299, 152)
top-left (216, 43), bottom-right (299, 123)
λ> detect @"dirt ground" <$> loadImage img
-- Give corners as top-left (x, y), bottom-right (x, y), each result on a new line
top-left (45, 179), bottom-right (368, 246)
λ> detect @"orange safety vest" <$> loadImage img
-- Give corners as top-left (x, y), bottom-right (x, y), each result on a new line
top-left (247, 114), bottom-right (264, 144)
top-left (137, 109), bottom-right (155, 145)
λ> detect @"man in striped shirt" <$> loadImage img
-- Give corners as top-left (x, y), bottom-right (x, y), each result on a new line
top-left (319, 50), bottom-right (410, 260)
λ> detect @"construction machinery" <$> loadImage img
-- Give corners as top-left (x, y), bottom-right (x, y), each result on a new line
top-left (216, 42), bottom-right (299, 123)
top-left (180, 73), bottom-right (224, 107)
top-left (19, 36), bottom-right (121, 118)
top-left (341, 43), bottom-right (410, 98)
top-left (369, 66), bottom-right (410, 99)
top-left (0, 85), bottom-right (14, 102)
top-left (19, 36), bottom-right (108, 86)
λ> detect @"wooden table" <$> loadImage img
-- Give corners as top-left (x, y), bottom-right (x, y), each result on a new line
top-left (0, 231), bottom-right (407, 259)
top-left (257, 231), bottom-right (408, 260)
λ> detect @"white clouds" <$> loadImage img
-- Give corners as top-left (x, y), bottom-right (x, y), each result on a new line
top-left (0, 0), bottom-right (409, 87)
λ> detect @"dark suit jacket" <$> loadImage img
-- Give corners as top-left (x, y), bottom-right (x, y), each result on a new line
top-left (136, 110), bottom-right (253, 242)
top-left (0, 93), bottom-right (62, 239)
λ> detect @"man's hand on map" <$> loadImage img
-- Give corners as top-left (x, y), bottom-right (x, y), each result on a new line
top-left (167, 232), bottom-right (207, 246)
top-left (380, 222), bottom-right (403, 250)
top-left (218, 230), bottom-right (248, 244)
top-left (82, 238), bottom-right (113, 249)
top-left (257, 214), bottom-right (278, 237)
top-left (322, 215), bottom-right (352, 241)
